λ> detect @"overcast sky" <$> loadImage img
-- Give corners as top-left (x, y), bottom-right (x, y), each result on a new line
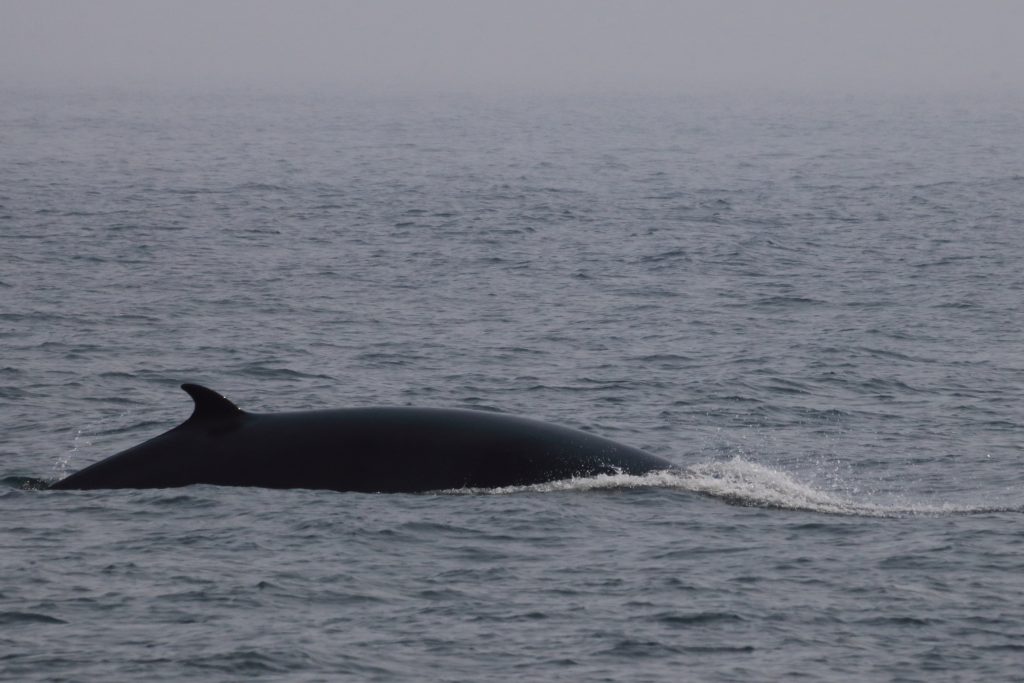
top-left (2, 1), bottom-right (1022, 95)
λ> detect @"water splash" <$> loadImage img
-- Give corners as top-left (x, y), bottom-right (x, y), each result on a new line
top-left (1, 476), bottom-right (50, 491)
top-left (51, 411), bottom-right (129, 481)
top-left (50, 426), bottom-right (88, 481)
top-left (439, 457), bottom-right (1023, 517)
top-left (440, 469), bottom-right (685, 496)
top-left (683, 457), bottom-right (1024, 516)
top-left (681, 458), bottom-right (887, 515)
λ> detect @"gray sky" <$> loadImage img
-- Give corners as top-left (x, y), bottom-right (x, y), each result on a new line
top-left (2, 0), bottom-right (1022, 95)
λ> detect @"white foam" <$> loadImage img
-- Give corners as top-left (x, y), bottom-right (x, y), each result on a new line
top-left (437, 457), bottom-right (1022, 517)
top-left (680, 457), bottom-right (887, 515)
top-left (681, 457), bottom-right (1024, 516)
top-left (439, 469), bottom-right (686, 496)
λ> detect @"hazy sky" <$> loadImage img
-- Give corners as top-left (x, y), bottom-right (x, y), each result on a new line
top-left (2, 1), bottom-right (1023, 95)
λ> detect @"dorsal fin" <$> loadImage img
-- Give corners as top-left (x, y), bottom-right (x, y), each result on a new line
top-left (181, 383), bottom-right (244, 421)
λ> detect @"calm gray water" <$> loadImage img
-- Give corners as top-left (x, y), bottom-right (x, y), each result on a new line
top-left (2, 88), bottom-right (1023, 681)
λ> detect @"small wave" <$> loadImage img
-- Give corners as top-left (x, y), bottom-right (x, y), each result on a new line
top-left (0, 611), bottom-right (67, 625)
top-left (438, 458), bottom-right (1023, 517)
top-left (754, 295), bottom-right (825, 307)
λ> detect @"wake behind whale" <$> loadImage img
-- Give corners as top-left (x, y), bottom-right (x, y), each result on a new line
top-left (440, 460), bottom-right (1024, 517)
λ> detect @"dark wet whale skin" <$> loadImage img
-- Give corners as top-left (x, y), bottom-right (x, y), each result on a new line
top-left (51, 384), bottom-right (675, 493)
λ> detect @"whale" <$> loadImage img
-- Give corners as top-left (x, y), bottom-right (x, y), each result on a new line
top-left (50, 384), bottom-right (675, 493)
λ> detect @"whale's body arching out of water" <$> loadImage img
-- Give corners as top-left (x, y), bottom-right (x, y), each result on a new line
top-left (51, 384), bottom-right (675, 493)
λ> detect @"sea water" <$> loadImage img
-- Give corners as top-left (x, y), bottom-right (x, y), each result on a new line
top-left (2, 88), bottom-right (1023, 681)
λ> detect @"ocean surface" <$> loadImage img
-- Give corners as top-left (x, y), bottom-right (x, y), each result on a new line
top-left (2, 88), bottom-right (1023, 681)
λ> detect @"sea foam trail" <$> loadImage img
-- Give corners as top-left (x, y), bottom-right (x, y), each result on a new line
top-left (440, 457), bottom-right (1023, 517)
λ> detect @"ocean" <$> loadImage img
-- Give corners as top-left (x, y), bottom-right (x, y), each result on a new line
top-left (2, 87), bottom-right (1023, 681)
